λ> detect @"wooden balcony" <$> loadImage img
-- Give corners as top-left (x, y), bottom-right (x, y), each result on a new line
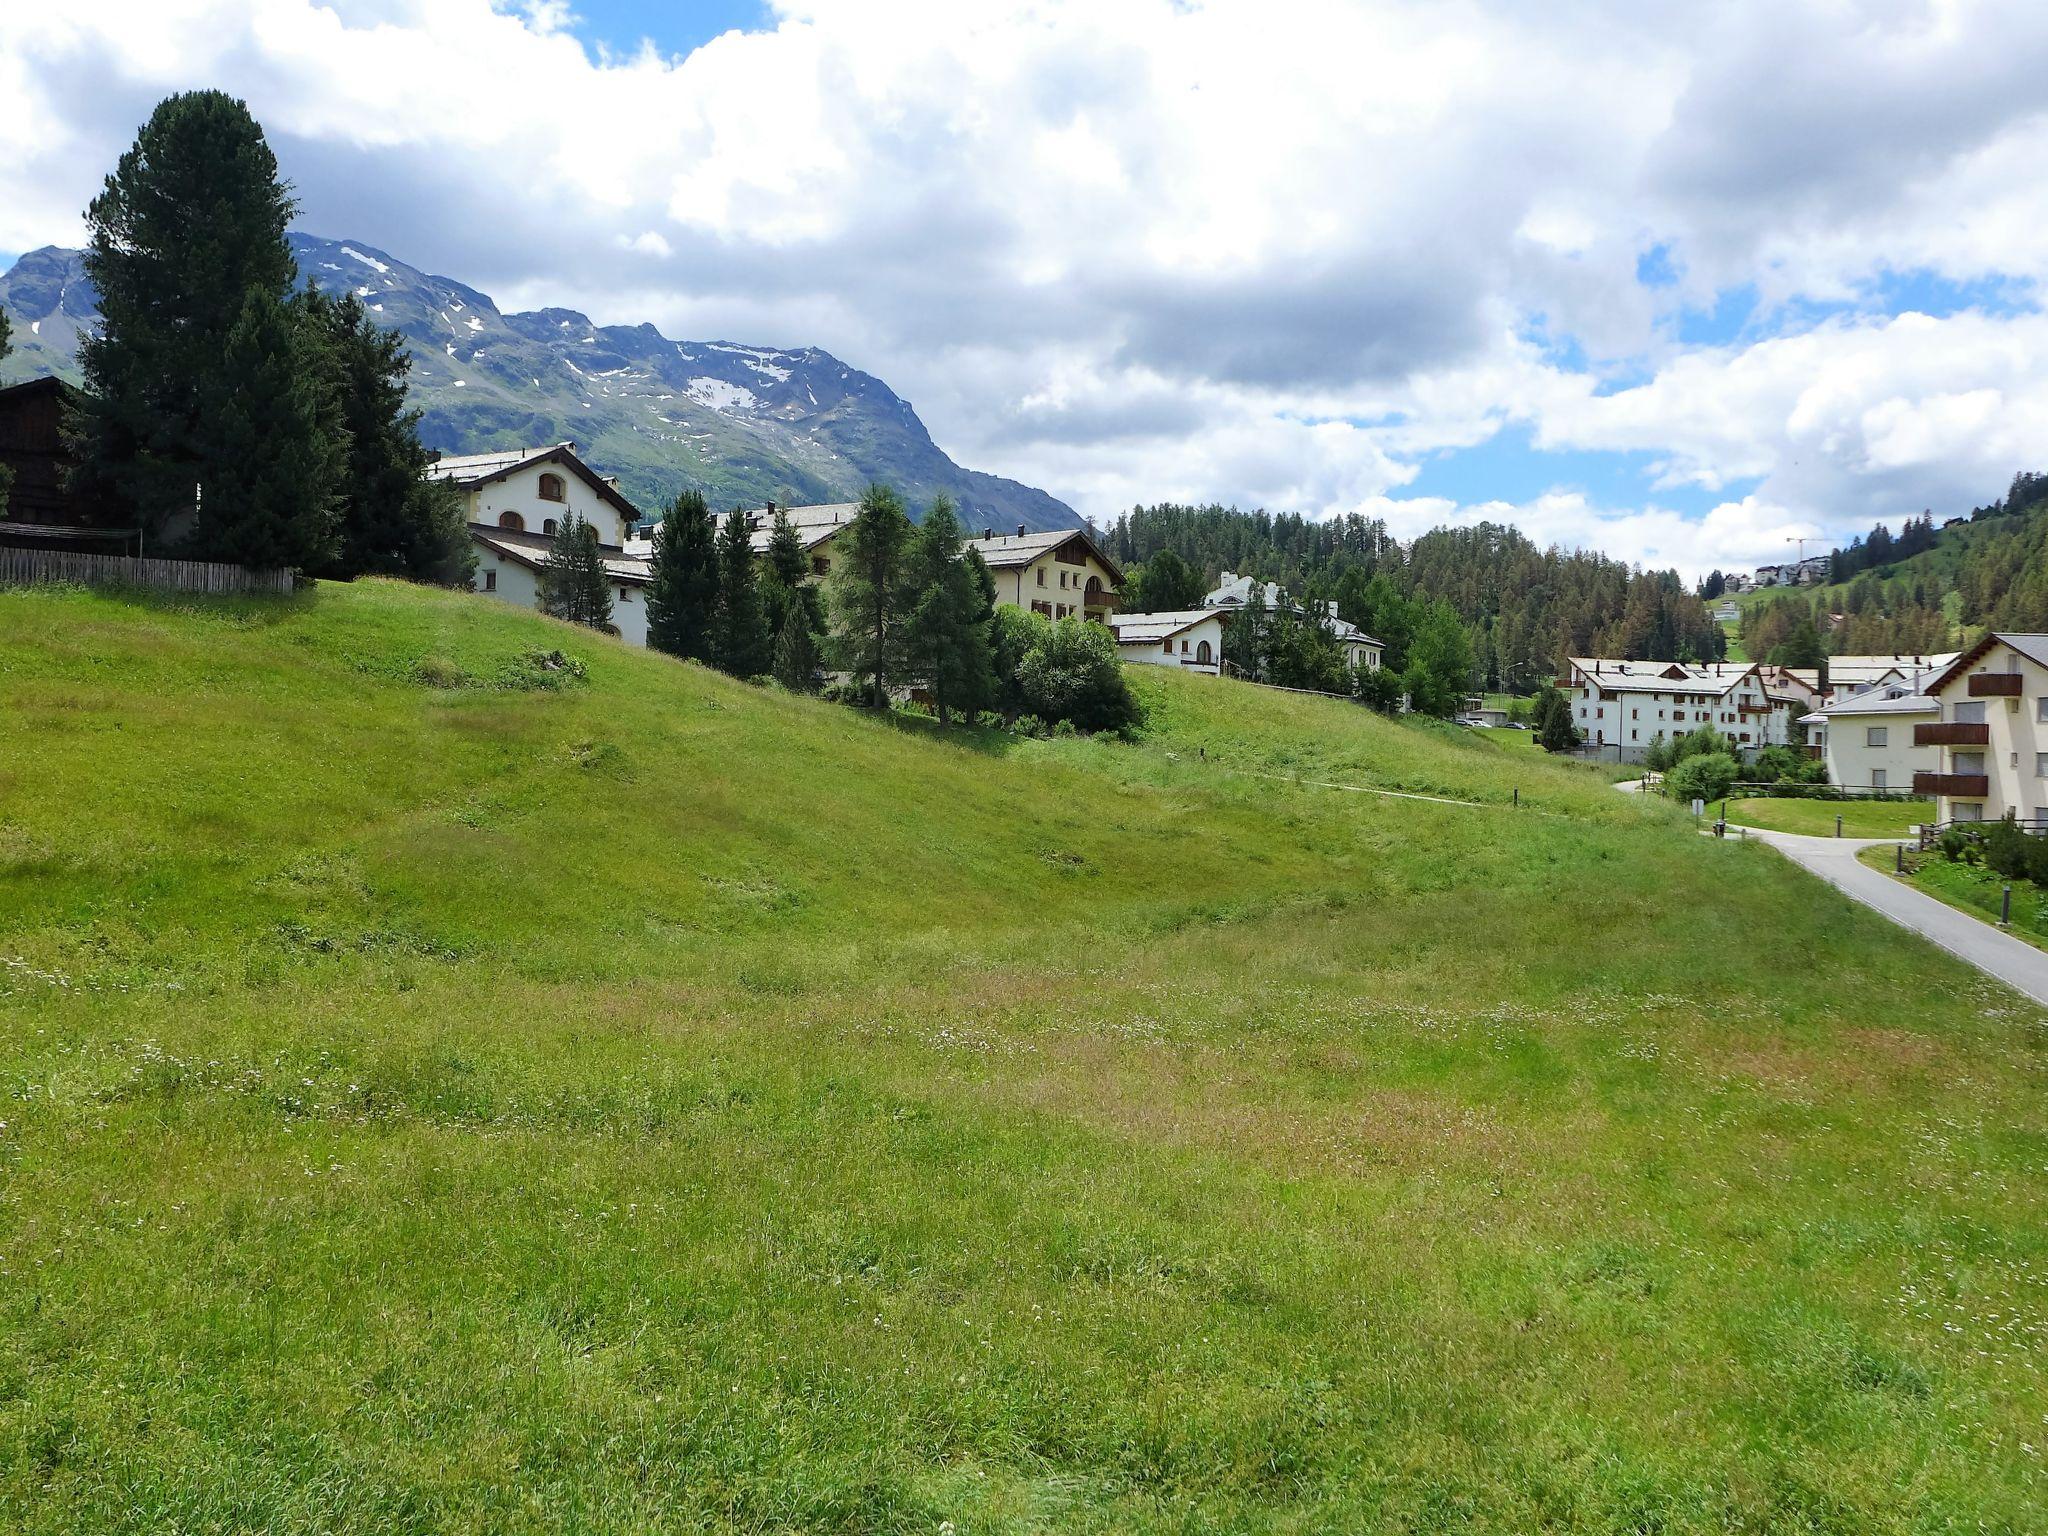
top-left (1914, 772), bottom-right (1989, 797)
top-left (1914, 721), bottom-right (1990, 746)
top-left (1968, 672), bottom-right (2022, 697)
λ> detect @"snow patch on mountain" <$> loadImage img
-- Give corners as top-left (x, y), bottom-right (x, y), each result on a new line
top-left (687, 377), bottom-right (759, 412)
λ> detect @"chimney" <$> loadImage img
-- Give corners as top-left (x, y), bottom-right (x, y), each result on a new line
top-left (983, 527), bottom-right (993, 540)
top-left (765, 500), bottom-right (777, 516)
top-left (1017, 523), bottom-right (1027, 537)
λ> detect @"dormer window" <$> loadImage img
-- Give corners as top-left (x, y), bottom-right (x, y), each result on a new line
top-left (538, 473), bottom-right (566, 502)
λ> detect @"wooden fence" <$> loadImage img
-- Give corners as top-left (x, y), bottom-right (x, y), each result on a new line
top-left (0, 545), bottom-right (293, 596)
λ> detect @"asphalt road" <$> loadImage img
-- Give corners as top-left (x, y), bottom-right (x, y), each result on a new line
top-left (1747, 828), bottom-right (2048, 1008)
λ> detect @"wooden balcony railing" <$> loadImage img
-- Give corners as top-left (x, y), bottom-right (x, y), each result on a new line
top-left (1913, 772), bottom-right (1990, 797)
top-left (1914, 722), bottom-right (1990, 746)
top-left (1968, 673), bottom-right (2022, 697)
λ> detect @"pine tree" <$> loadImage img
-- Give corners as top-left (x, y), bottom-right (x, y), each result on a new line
top-left (538, 512), bottom-right (614, 631)
top-left (195, 287), bottom-right (340, 570)
top-left (303, 285), bottom-right (471, 584)
top-left (827, 482), bottom-right (914, 707)
top-left (645, 490), bottom-right (718, 660)
top-left (74, 91), bottom-right (300, 543)
top-left (710, 504), bottom-right (772, 677)
top-left (900, 496), bottom-right (996, 725)
top-left (772, 601), bottom-right (820, 692)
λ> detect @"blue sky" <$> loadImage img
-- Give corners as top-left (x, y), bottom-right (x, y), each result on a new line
top-left (561, 0), bottom-right (769, 58)
top-left (6, 1), bottom-right (2048, 577)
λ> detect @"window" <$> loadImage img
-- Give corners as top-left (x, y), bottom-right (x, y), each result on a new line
top-left (1196, 639), bottom-right (1212, 665)
top-left (811, 555), bottom-right (830, 577)
top-left (538, 472), bottom-right (566, 502)
top-left (1631, 708), bottom-right (1638, 720)
top-left (482, 569), bottom-right (496, 592)
top-left (2038, 697), bottom-right (2048, 722)
top-left (543, 518), bottom-right (558, 536)
top-left (1866, 726), bottom-right (1887, 747)
top-left (1955, 802), bottom-right (1984, 822)
top-left (1180, 638), bottom-right (1190, 653)
top-left (1955, 701), bottom-right (1987, 725)
top-left (1162, 640), bottom-right (1172, 655)
top-left (2036, 753), bottom-right (2048, 778)
top-left (619, 586), bottom-right (633, 602)
top-left (1036, 568), bottom-right (1045, 586)
top-left (1871, 769), bottom-right (1886, 790)
top-left (1954, 751), bottom-right (1986, 774)
top-left (497, 511), bottom-right (525, 532)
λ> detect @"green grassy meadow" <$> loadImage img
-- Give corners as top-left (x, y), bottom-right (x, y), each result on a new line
top-left (1722, 797), bottom-right (1931, 839)
top-left (3, 579), bottom-right (2046, 1532)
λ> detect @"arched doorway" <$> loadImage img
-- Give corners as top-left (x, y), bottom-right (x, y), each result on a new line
top-left (1195, 639), bottom-right (1212, 666)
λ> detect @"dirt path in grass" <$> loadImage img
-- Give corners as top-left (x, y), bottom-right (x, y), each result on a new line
top-left (1750, 829), bottom-right (2048, 1008)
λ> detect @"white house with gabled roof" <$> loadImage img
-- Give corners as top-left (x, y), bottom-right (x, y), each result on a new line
top-left (432, 442), bottom-right (653, 645)
top-left (1111, 609), bottom-right (1227, 673)
top-left (1560, 658), bottom-right (1780, 762)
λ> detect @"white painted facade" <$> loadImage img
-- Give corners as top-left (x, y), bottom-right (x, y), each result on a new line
top-left (1561, 658), bottom-right (1781, 763)
top-left (1111, 610), bottom-right (1227, 673)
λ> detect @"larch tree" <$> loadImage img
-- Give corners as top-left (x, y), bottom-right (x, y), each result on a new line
top-left (538, 512), bottom-right (614, 631)
top-left (827, 483), bottom-right (914, 708)
top-left (645, 490), bottom-right (718, 661)
top-left (73, 91), bottom-right (302, 548)
top-left (901, 495), bottom-right (995, 725)
top-left (710, 504), bottom-right (772, 678)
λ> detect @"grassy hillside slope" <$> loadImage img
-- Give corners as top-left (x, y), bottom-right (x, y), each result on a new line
top-left (2, 580), bottom-right (2044, 1533)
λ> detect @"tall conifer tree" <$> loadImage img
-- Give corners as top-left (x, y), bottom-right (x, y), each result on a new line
top-left (303, 285), bottom-right (470, 584)
top-left (827, 483), bottom-right (914, 708)
top-left (538, 512), bottom-right (614, 631)
top-left (0, 308), bottom-right (12, 513)
top-left (74, 91), bottom-right (301, 545)
top-left (196, 287), bottom-right (340, 570)
top-left (901, 495), bottom-right (995, 724)
top-left (645, 490), bottom-right (718, 660)
top-left (762, 506), bottom-right (813, 639)
top-left (711, 505), bottom-right (772, 678)
top-left (772, 601), bottom-right (820, 693)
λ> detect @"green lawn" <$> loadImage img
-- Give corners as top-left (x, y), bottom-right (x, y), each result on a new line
top-left (1722, 796), bottom-right (1931, 838)
top-left (3, 580), bottom-right (2044, 1533)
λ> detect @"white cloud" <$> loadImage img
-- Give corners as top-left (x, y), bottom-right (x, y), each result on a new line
top-left (4, 0), bottom-right (2048, 571)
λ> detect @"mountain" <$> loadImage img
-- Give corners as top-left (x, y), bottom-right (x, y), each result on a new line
top-left (0, 234), bottom-right (1081, 531)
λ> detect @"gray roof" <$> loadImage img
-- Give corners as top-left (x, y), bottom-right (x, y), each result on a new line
top-left (469, 522), bottom-right (653, 585)
top-left (710, 502), bottom-right (859, 556)
top-left (428, 445), bottom-right (571, 481)
top-left (1110, 609), bottom-right (1224, 643)
top-left (1568, 658), bottom-right (1760, 698)
top-left (964, 526), bottom-right (1123, 582)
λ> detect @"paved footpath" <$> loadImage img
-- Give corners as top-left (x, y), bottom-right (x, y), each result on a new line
top-left (1746, 828), bottom-right (2048, 1008)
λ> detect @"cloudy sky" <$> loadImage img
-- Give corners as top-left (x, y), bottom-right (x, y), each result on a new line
top-left (6, 0), bottom-right (2048, 574)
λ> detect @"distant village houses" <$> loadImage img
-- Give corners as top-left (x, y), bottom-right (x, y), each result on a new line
top-left (1200, 570), bottom-right (1385, 672)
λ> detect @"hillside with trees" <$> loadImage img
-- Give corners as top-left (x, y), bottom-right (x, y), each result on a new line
top-left (1734, 470), bottom-right (2048, 655)
top-left (1105, 505), bottom-right (1725, 691)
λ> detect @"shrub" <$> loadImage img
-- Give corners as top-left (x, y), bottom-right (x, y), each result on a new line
top-left (1640, 736), bottom-right (1671, 774)
top-left (1937, 828), bottom-right (1978, 864)
top-left (1750, 744), bottom-right (1803, 784)
top-left (1015, 617), bottom-right (1141, 735)
top-left (1354, 665), bottom-right (1404, 715)
top-left (1666, 751), bottom-right (1740, 806)
top-left (1985, 818), bottom-right (2030, 880)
